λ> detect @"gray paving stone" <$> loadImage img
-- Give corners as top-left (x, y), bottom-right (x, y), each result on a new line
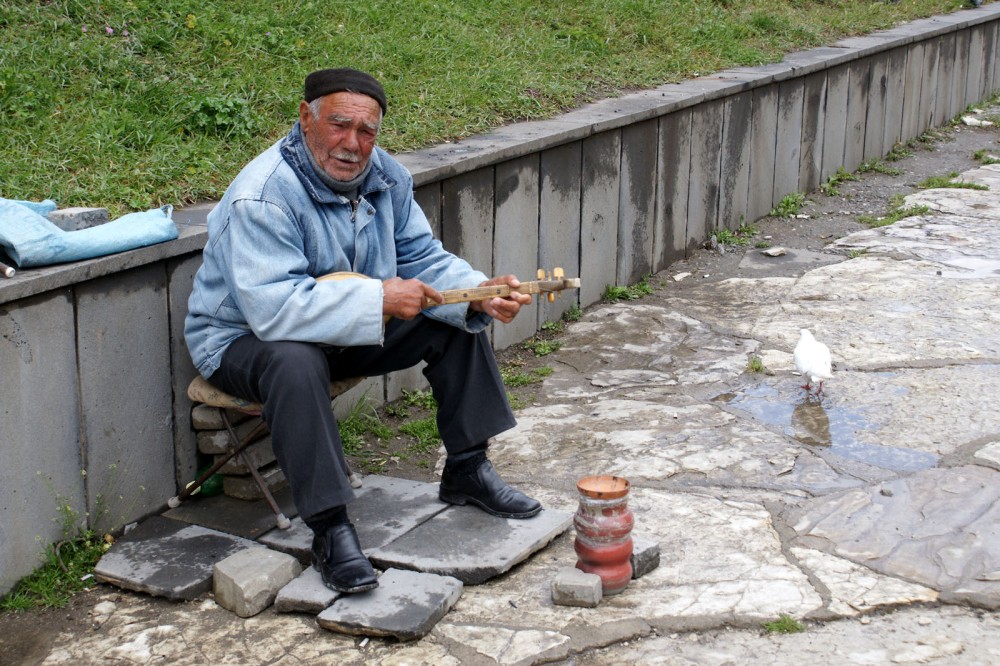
top-left (93, 516), bottom-right (264, 600)
top-left (631, 535), bottom-right (661, 579)
top-left (46, 206), bottom-right (109, 231)
top-left (317, 568), bottom-right (463, 641)
top-left (370, 507), bottom-right (573, 584)
top-left (551, 567), bottom-right (602, 608)
top-left (213, 548), bottom-right (301, 618)
top-left (259, 475), bottom-right (447, 562)
top-left (274, 566), bottom-right (340, 614)
top-left (162, 485), bottom-right (298, 540)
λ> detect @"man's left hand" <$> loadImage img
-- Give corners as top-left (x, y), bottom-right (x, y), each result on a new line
top-left (469, 275), bottom-right (531, 324)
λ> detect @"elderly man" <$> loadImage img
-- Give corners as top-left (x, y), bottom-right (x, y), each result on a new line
top-left (185, 68), bottom-right (541, 594)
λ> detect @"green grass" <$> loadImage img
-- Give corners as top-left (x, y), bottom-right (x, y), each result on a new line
top-left (763, 614), bottom-right (806, 634)
top-left (973, 149), bottom-right (1000, 166)
top-left (746, 355), bottom-right (769, 374)
top-left (858, 194), bottom-right (931, 227)
top-left (770, 191), bottom-right (807, 217)
top-left (820, 167), bottom-right (860, 196)
top-left (715, 222), bottom-right (759, 247)
top-left (1, 531), bottom-right (109, 611)
top-left (918, 172), bottom-right (989, 190)
top-left (604, 274), bottom-right (655, 302)
top-left (0, 1), bottom-right (972, 215)
top-left (858, 159), bottom-right (903, 176)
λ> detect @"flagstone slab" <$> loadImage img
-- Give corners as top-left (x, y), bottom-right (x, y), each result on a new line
top-left (93, 516), bottom-right (264, 600)
top-left (317, 568), bottom-right (463, 641)
top-left (370, 507), bottom-right (573, 584)
top-left (783, 465), bottom-right (1000, 608)
top-left (259, 474), bottom-right (448, 562)
top-left (162, 485), bottom-right (298, 540)
top-left (274, 565), bottom-right (339, 614)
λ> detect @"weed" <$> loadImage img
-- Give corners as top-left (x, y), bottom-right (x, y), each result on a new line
top-left (399, 417), bottom-right (441, 454)
top-left (563, 304), bottom-right (583, 322)
top-left (858, 203), bottom-right (930, 228)
top-left (604, 274), bottom-right (655, 302)
top-left (401, 388), bottom-right (437, 411)
top-left (763, 614), bottom-right (805, 634)
top-left (0, 531), bottom-right (110, 611)
top-left (745, 355), bottom-right (769, 374)
top-left (541, 319), bottom-right (565, 334)
top-left (918, 173), bottom-right (988, 190)
top-left (501, 364), bottom-right (553, 387)
top-left (858, 159), bottom-right (902, 176)
top-left (973, 149), bottom-right (1000, 166)
top-left (338, 397), bottom-right (393, 455)
top-left (820, 167), bottom-right (858, 196)
top-left (715, 222), bottom-right (757, 247)
top-left (770, 192), bottom-right (806, 217)
top-left (885, 142), bottom-right (914, 161)
top-left (849, 249), bottom-right (867, 259)
top-left (525, 338), bottom-right (562, 357)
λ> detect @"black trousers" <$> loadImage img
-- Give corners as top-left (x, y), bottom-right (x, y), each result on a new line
top-left (208, 315), bottom-right (516, 520)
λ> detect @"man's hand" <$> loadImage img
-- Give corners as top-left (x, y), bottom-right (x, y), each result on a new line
top-left (382, 277), bottom-right (442, 320)
top-left (469, 275), bottom-right (531, 324)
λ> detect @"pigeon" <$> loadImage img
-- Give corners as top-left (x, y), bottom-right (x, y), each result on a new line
top-left (794, 328), bottom-right (833, 396)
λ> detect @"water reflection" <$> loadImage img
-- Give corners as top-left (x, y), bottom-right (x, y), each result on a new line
top-left (724, 384), bottom-right (937, 473)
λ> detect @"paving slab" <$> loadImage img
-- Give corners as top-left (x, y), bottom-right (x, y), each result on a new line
top-left (316, 568), bottom-right (463, 641)
top-left (162, 485), bottom-right (298, 540)
top-left (273, 565), bottom-right (340, 614)
top-left (259, 474), bottom-right (448, 561)
top-left (370, 506), bottom-right (573, 585)
top-left (93, 516), bottom-right (264, 600)
top-left (213, 548), bottom-right (301, 617)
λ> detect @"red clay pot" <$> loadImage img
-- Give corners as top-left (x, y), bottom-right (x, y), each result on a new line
top-left (573, 475), bottom-right (634, 596)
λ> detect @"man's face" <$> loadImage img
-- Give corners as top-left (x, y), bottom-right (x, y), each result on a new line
top-left (299, 91), bottom-right (381, 181)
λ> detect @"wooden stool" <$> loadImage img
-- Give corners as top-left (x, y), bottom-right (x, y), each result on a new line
top-left (170, 375), bottom-right (364, 530)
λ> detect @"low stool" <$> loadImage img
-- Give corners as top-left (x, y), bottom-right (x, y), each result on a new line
top-left (171, 375), bottom-right (364, 529)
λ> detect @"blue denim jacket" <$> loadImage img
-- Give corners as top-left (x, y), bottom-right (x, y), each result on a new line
top-left (184, 122), bottom-right (490, 378)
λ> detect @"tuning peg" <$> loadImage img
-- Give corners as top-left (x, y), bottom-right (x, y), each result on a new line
top-left (537, 268), bottom-right (546, 280)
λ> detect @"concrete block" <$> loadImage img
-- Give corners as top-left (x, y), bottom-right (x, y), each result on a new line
top-left (370, 506), bottom-right (572, 585)
top-left (196, 420), bottom-right (266, 455)
top-left (551, 567), bottom-right (602, 608)
top-left (214, 548), bottom-right (301, 617)
top-left (317, 568), bottom-right (463, 641)
top-left (631, 535), bottom-right (661, 579)
top-left (579, 131), bottom-right (621, 306)
top-left (169, 254), bottom-right (202, 492)
top-left (274, 565), bottom-right (339, 614)
top-left (93, 516), bottom-right (263, 600)
top-left (616, 119), bottom-right (657, 285)
top-left (46, 207), bottom-right (109, 231)
top-left (966, 25), bottom-right (988, 107)
top-left (76, 265), bottom-right (175, 533)
top-left (821, 64), bottom-right (849, 181)
top-left (747, 85), bottom-right (778, 222)
top-left (719, 91), bottom-right (752, 231)
top-left (934, 36), bottom-right (956, 128)
top-left (493, 154), bottom-right (540, 351)
top-left (0, 291), bottom-right (83, 597)
top-left (442, 168), bottom-right (495, 280)
top-left (773, 79), bottom-right (804, 206)
top-left (799, 71), bottom-right (827, 195)
top-left (538, 142), bottom-right (582, 326)
top-left (214, 437), bottom-right (276, 475)
top-left (687, 100), bottom-right (723, 242)
top-left (881, 48), bottom-right (907, 155)
top-left (332, 375), bottom-right (383, 420)
top-left (952, 29), bottom-right (971, 119)
top-left (919, 40), bottom-right (941, 137)
top-left (843, 59), bottom-right (870, 172)
top-left (655, 109), bottom-right (692, 266)
top-left (413, 182), bottom-right (442, 239)
top-left (863, 53), bottom-right (889, 162)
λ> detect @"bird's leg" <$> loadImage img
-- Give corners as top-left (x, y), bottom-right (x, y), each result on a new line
top-left (800, 382), bottom-right (812, 391)
top-left (816, 381), bottom-right (825, 396)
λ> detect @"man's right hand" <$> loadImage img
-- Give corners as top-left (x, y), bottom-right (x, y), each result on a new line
top-left (382, 277), bottom-right (443, 320)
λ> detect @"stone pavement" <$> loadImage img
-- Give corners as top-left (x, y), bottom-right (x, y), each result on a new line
top-left (21, 160), bottom-right (1000, 664)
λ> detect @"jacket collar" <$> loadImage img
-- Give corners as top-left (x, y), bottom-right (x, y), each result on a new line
top-left (280, 121), bottom-right (396, 203)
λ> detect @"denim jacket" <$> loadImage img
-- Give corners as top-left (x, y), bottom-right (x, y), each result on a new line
top-left (184, 122), bottom-right (490, 378)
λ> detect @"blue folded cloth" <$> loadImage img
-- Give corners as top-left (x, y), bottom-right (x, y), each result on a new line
top-left (0, 198), bottom-right (178, 268)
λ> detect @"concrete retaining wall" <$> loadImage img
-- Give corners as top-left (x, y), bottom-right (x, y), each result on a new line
top-left (2, 6), bottom-right (999, 595)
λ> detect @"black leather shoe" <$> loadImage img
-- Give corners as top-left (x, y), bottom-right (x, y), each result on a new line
top-left (311, 523), bottom-right (379, 594)
top-left (439, 459), bottom-right (542, 518)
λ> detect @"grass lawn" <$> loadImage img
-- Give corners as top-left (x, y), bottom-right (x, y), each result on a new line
top-left (0, 0), bottom-right (980, 214)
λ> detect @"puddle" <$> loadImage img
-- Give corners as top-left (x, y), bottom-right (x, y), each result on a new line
top-left (722, 385), bottom-right (938, 473)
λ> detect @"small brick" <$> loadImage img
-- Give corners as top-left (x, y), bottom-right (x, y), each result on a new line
top-left (631, 535), bottom-right (661, 579)
top-left (47, 207), bottom-right (109, 231)
top-left (214, 548), bottom-right (301, 618)
top-left (551, 567), bottom-right (602, 608)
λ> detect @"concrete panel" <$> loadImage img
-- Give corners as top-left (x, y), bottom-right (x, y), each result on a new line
top-left (538, 142), bottom-right (582, 326)
top-left (687, 100), bottom-right (724, 243)
top-left (333, 376), bottom-right (385, 420)
top-left (882, 49), bottom-right (907, 155)
top-left (990, 21), bottom-right (1000, 93)
top-left (966, 25), bottom-right (990, 106)
top-left (414, 184), bottom-right (443, 240)
top-left (863, 53), bottom-right (889, 162)
top-left (0, 291), bottom-right (84, 596)
top-left (655, 109), bottom-right (692, 268)
top-left (748, 85), bottom-right (779, 222)
top-left (934, 34), bottom-right (957, 127)
top-left (951, 29), bottom-right (971, 115)
top-left (168, 254), bottom-right (202, 492)
top-left (918, 39), bottom-right (941, 135)
top-left (493, 155), bottom-right (541, 350)
top-left (799, 72), bottom-right (827, 195)
top-left (821, 65), bottom-right (850, 182)
top-left (774, 79), bottom-right (804, 206)
top-left (902, 41), bottom-right (928, 139)
top-left (719, 91), bottom-right (752, 231)
top-left (386, 364), bottom-right (429, 403)
top-left (580, 131), bottom-right (620, 305)
top-left (844, 59), bottom-right (871, 172)
top-left (441, 169), bottom-right (495, 278)
top-left (77, 265), bottom-right (175, 533)
top-left (617, 119), bottom-right (658, 285)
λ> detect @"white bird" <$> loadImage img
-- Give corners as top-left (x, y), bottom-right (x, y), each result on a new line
top-left (794, 328), bottom-right (833, 396)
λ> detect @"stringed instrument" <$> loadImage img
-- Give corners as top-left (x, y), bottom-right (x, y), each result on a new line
top-left (317, 268), bottom-right (581, 317)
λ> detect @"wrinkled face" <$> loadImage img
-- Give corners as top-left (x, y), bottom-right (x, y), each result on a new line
top-left (299, 91), bottom-right (381, 181)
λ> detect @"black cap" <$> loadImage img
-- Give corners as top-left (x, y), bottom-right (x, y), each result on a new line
top-left (304, 68), bottom-right (387, 115)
